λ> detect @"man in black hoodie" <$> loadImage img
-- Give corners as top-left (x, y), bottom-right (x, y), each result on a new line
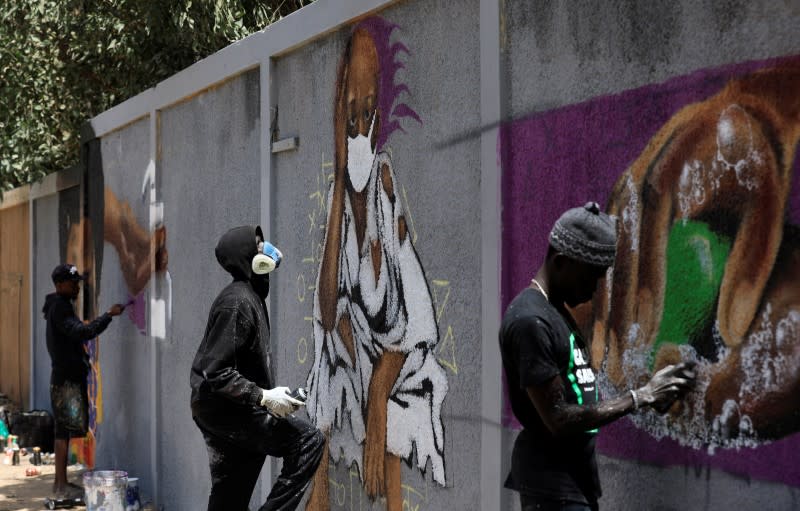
top-left (43, 263), bottom-right (125, 497)
top-left (191, 225), bottom-right (324, 511)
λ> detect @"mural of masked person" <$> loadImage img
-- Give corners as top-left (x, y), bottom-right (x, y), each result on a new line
top-left (305, 19), bottom-right (449, 511)
top-left (593, 64), bottom-right (800, 447)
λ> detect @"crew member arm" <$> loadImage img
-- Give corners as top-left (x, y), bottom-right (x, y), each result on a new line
top-left (527, 378), bottom-right (634, 437)
top-left (195, 307), bottom-right (263, 407)
top-left (54, 300), bottom-right (112, 341)
top-left (514, 314), bottom-right (693, 437)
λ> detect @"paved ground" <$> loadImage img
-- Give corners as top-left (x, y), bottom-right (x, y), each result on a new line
top-left (0, 459), bottom-right (84, 511)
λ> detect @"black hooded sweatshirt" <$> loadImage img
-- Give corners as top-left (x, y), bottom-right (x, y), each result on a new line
top-left (190, 225), bottom-right (275, 412)
top-left (42, 293), bottom-right (112, 384)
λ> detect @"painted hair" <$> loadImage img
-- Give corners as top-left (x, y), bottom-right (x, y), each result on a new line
top-left (349, 17), bottom-right (421, 151)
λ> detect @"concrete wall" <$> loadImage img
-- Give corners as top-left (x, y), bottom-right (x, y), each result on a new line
top-left (12, 0), bottom-right (800, 509)
top-left (501, 1), bottom-right (800, 510)
top-left (93, 116), bottom-right (155, 494)
top-left (31, 193), bottom-right (60, 412)
top-left (158, 70), bottom-right (262, 508)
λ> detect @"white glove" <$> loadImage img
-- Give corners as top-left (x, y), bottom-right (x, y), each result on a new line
top-left (260, 386), bottom-right (304, 418)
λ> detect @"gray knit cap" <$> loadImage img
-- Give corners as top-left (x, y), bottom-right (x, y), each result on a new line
top-left (549, 201), bottom-right (617, 267)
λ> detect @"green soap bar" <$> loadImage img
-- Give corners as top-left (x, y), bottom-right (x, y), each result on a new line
top-left (651, 220), bottom-right (731, 366)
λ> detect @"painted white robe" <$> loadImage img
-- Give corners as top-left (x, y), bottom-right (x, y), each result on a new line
top-left (306, 152), bottom-right (448, 485)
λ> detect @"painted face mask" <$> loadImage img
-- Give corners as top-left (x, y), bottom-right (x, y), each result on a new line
top-left (346, 111), bottom-right (377, 192)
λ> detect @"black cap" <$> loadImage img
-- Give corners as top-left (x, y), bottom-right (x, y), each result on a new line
top-left (549, 201), bottom-right (617, 267)
top-left (51, 264), bottom-right (85, 284)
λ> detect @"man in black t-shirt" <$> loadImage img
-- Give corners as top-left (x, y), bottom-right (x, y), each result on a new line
top-left (500, 202), bottom-right (696, 511)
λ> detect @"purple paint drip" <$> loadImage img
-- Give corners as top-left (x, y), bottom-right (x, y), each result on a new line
top-left (126, 292), bottom-right (146, 335)
top-left (499, 54), bottom-right (800, 484)
top-left (353, 17), bottom-right (422, 150)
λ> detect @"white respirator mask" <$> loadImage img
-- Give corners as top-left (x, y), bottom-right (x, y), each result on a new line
top-left (252, 238), bottom-right (283, 275)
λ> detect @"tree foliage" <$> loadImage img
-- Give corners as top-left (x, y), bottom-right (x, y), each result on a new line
top-left (0, 0), bottom-right (311, 191)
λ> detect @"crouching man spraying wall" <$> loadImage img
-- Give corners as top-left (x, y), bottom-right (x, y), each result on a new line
top-left (191, 225), bottom-right (324, 511)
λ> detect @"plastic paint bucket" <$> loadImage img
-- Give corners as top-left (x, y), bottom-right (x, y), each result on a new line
top-left (83, 470), bottom-right (128, 511)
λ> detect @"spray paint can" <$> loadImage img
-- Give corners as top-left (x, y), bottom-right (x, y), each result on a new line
top-left (32, 446), bottom-right (42, 466)
top-left (11, 448), bottom-right (19, 466)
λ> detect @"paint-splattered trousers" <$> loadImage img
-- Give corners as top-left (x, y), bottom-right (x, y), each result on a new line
top-left (50, 379), bottom-right (88, 439)
top-left (193, 404), bottom-right (325, 511)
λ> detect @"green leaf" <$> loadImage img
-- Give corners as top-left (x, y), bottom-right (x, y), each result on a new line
top-left (0, 0), bottom-right (316, 190)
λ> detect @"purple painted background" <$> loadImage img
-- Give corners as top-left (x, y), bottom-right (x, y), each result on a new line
top-left (499, 54), bottom-right (800, 486)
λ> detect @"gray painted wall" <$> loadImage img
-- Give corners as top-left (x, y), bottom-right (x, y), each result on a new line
top-left (504, 0), bottom-right (800, 119)
top-left (94, 117), bottom-right (154, 496)
top-left (31, 194), bottom-right (60, 412)
top-left (21, 0), bottom-right (800, 509)
top-left (158, 69), bottom-right (262, 509)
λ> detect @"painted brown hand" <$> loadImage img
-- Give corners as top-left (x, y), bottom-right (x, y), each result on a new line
top-left (593, 65), bottom-right (800, 443)
top-left (128, 224), bottom-right (168, 298)
top-left (363, 400), bottom-right (387, 497)
top-left (64, 189), bottom-right (168, 304)
top-left (703, 227), bottom-right (800, 440)
top-left (363, 350), bottom-right (405, 499)
top-left (103, 187), bottom-right (169, 297)
top-left (597, 67), bottom-right (800, 375)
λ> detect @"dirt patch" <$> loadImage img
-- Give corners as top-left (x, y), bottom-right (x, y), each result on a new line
top-left (0, 460), bottom-right (83, 511)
